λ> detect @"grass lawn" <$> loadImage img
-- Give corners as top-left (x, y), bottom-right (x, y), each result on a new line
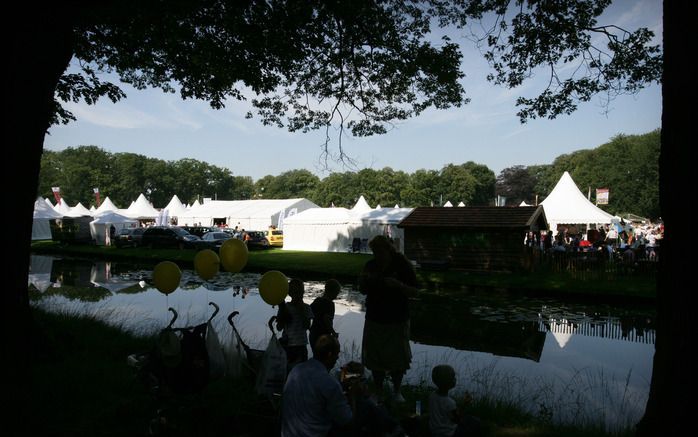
top-left (19, 307), bottom-right (634, 437)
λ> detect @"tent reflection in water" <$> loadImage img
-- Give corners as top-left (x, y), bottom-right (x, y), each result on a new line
top-left (89, 211), bottom-right (138, 246)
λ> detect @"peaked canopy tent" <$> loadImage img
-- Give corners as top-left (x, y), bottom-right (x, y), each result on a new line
top-left (125, 193), bottom-right (160, 220)
top-left (540, 171), bottom-right (613, 235)
top-left (32, 197), bottom-right (62, 240)
top-left (163, 194), bottom-right (188, 218)
top-left (93, 196), bottom-right (119, 216)
top-left (71, 202), bottom-right (93, 217)
top-left (177, 198), bottom-right (318, 230)
top-left (89, 211), bottom-right (138, 245)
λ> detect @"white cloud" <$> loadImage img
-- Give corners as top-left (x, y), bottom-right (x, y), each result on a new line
top-left (65, 101), bottom-right (175, 130)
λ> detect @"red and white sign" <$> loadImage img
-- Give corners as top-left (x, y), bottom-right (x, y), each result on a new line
top-left (596, 188), bottom-right (609, 205)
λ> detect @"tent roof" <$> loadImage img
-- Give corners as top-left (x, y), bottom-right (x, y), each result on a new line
top-left (164, 194), bottom-right (188, 216)
top-left (399, 206), bottom-right (547, 229)
top-left (359, 208), bottom-right (414, 224)
top-left (179, 198), bottom-right (315, 220)
top-left (282, 207), bottom-right (353, 225)
top-left (540, 172), bottom-right (613, 225)
top-left (94, 196), bottom-right (119, 215)
top-left (351, 195), bottom-right (372, 214)
top-left (33, 197), bottom-right (63, 219)
top-left (71, 202), bottom-right (93, 216)
top-left (53, 199), bottom-right (73, 215)
top-left (125, 193), bottom-right (159, 218)
top-left (90, 211), bottom-right (138, 224)
top-left (443, 201), bottom-right (453, 207)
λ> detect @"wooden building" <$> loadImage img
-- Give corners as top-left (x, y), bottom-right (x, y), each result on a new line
top-left (398, 206), bottom-right (547, 272)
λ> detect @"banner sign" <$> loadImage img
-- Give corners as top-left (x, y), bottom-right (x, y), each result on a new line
top-left (51, 186), bottom-right (61, 205)
top-left (596, 188), bottom-right (609, 205)
top-left (93, 187), bottom-right (101, 207)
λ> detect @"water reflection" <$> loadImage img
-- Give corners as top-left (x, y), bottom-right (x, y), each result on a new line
top-left (29, 255), bottom-right (654, 430)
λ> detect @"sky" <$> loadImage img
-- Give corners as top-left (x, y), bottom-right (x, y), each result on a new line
top-left (45, 0), bottom-right (662, 182)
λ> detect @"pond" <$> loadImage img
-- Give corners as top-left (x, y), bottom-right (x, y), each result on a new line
top-left (28, 255), bottom-right (655, 430)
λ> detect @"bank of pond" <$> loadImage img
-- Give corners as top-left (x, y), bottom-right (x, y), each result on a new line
top-left (27, 254), bottom-right (655, 435)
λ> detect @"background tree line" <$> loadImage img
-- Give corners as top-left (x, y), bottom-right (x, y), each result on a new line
top-left (39, 130), bottom-right (658, 218)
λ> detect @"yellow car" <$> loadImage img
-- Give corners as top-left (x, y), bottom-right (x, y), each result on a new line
top-left (266, 228), bottom-right (284, 247)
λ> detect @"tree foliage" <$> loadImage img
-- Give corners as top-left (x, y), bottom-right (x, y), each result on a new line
top-left (496, 165), bottom-right (537, 205)
top-left (38, 147), bottom-right (252, 207)
top-left (54, 0), bottom-right (661, 162)
top-left (525, 130), bottom-right (660, 218)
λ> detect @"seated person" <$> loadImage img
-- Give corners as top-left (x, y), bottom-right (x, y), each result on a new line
top-left (429, 365), bottom-right (481, 437)
top-left (281, 335), bottom-right (352, 437)
top-left (339, 361), bottom-right (403, 437)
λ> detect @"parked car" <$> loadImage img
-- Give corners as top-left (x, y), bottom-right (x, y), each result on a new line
top-left (114, 227), bottom-right (146, 248)
top-left (141, 226), bottom-right (203, 249)
top-left (200, 231), bottom-right (233, 250)
top-left (265, 228), bottom-right (284, 247)
top-left (243, 231), bottom-right (270, 250)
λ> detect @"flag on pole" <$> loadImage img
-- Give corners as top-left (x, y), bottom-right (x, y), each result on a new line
top-left (93, 188), bottom-right (101, 207)
top-left (596, 188), bottom-right (609, 205)
top-left (51, 187), bottom-right (61, 205)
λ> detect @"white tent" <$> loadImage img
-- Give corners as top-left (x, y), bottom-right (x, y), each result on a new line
top-left (351, 195), bottom-right (372, 215)
top-left (94, 196), bottom-right (119, 216)
top-left (443, 201), bottom-right (453, 207)
top-left (163, 194), bottom-right (188, 218)
top-left (519, 200), bottom-right (531, 206)
top-left (541, 171), bottom-right (613, 234)
top-left (282, 207), bottom-right (356, 252)
top-left (457, 201), bottom-right (465, 207)
top-left (71, 202), bottom-right (93, 216)
top-left (283, 206), bottom-right (413, 253)
top-left (53, 199), bottom-right (73, 216)
top-left (177, 198), bottom-right (318, 229)
top-left (125, 193), bottom-right (160, 219)
top-left (32, 197), bottom-right (62, 240)
top-left (355, 208), bottom-right (414, 253)
top-left (89, 205), bottom-right (96, 213)
top-left (89, 211), bottom-right (138, 245)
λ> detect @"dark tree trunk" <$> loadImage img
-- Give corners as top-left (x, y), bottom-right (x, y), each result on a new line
top-left (10, 6), bottom-right (73, 419)
top-left (636, 2), bottom-right (690, 435)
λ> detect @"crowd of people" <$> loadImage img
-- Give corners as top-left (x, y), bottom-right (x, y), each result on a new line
top-left (525, 220), bottom-right (664, 262)
top-left (271, 235), bottom-right (481, 436)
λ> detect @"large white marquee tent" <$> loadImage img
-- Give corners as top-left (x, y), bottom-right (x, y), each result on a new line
top-left (177, 198), bottom-right (318, 230)
top-left (283, 196), bottom-right (413, 252)
top-left (541, 171), bottom-right (613, 234)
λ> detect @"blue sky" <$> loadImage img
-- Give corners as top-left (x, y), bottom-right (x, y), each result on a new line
top-left (45, 0), bottom-right (662, 182)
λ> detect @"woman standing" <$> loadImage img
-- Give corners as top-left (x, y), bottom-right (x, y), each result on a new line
top-left (359, 235), bottom-right (418, 403)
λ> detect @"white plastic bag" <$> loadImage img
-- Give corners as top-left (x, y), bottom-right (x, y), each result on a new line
top-left (224, 326), bottom-right (244, 380)
top-left (254, 335), bottom-right (287, 396)
top-left (206, 321), bottom-right (226, 380)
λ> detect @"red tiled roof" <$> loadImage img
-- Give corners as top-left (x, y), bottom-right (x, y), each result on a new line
top-left (398, 206), bottom-right (546, 229)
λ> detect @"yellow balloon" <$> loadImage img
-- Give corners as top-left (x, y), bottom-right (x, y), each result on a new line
top-left (258, 271), bottom-right (289, 306)
top-left (194, 249), bottom-right (220, 280)
top-left (220, 238), bottom-right (248, 273)
top-left (153, 261), bottom-right (181, 295)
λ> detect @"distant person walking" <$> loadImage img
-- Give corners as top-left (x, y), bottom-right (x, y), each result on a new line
top-left (358, 235), bottom-right (418, 403)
